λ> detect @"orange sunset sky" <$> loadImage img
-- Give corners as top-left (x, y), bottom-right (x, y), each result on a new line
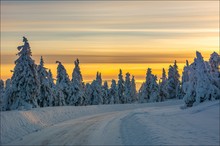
top-left (1, 1), bottom-right (219, 89)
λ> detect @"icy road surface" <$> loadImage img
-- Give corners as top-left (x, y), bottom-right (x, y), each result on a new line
top-left (2, 100), bottom-right (219, 145)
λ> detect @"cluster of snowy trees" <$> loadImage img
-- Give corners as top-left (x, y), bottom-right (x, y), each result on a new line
top-left (0, 37), bottom-right (219, 110)
top-left (182, 51), bottom-right (220, 107)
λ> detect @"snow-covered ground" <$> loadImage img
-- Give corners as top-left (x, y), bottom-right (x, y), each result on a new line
top-left (1, 100), bottom-right (219, 145)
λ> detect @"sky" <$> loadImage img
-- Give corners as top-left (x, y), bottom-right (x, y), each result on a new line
top-left (1, 1), bottom-right (219, 88)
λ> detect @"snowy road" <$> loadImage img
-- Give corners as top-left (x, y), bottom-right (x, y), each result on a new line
top-left (7, 111), bottom-right (128, 145)
top-left (3, 100), bottom-right (220, 145)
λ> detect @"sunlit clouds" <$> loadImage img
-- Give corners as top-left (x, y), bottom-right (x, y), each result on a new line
top-left (1, 1), bottom-right (219, 84)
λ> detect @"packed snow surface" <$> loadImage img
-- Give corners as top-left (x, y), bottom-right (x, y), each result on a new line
top-left (1, 100), bottom-right (219, 145)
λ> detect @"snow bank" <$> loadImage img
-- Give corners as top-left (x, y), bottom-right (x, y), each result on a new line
top-left (1, 99), bottom-right (219, 145)
top-left (0, 100), bottom-right (182, 144)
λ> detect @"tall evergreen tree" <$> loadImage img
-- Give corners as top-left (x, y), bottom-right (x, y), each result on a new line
top-left (96, 72), bottom-right (102, 86)
top-left (138, 83), bottom-right (145, 103)
top-left (167, 60), bottom-right (180, 99)
top-left (149, 75), bottom-right (159, 102)
top-left (9, 37), bottom-right (40, 110)
top-left (139, 68), bottom-right (159, 103)
top-left (2, 79), bottom-right (12, 110)
top-left (37, 56), bottom-right (55, 107)
top-left (209, 52), bottom-right (220, 90)
top-left (131, 76), bottom-right (137, 102)
top-left (84, 83), bottom-right (93, 105)
top-left (47, 69), bottom-right (64, 106)
top-left (0, 79), bottom-right (4, 98)
top-left (117, 69), bottom-right (124, 103)
top-left (68, 59), bottom-right (85, 106)
top-left (182, 60), bottom-right (190, 84)
top-left (91, 80), bottom-right (103, 105)
top-left (110, 79), bottom-right (119, 104)
top-left (90, 72), bottom-right (103, 105)
top-left (56, 61), bottom-right (70, 105)
top-left (102, 81), bottom-right (110, 104)
top-left (138, 69), bottom-right (151, 103)
top-left (0, 79), bottom-right (5, 110)
top-left (159, 68), bottom-right (168, 101)
top-left (124, 72), bottom-right (132, 103)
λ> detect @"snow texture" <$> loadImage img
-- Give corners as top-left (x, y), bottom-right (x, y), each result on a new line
top-left (1, 100), bottom-right (219, 145)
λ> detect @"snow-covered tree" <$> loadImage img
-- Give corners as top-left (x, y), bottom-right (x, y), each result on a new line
top-left (91, 80), bottom-right (103, 105)
top-left (102, 81), bottom-right (110, 104)
top-left (37, 56), bottom-right (55, 107)
top-left (183, 51), bottom-right (220, 107)
top-left (149, 74), bottom-right (159, 102)
top-left (56, 61), bottom-right (70, 105)
top-left (138, 69), bottom-right (151, 103)
top-left (68, 59), bottom-right (85, 106)
top-left (96, 72), bottom-right (102, 86)
top-left (131, 76), bottom-right (137, 102)
top-left (159, 68), bottom-right (168, 102)
top-left (9, 37), bottom-right (40, 110)
top-left (84, 83), bottom-right (93, 105)
top-left (2, 79), bottom-right (12, 110)
top-left (209, 52), bottom-right (220, 90)
top-left (48, 69), bottom-right (55, 88)
top-left (124, 73), bottom-right (132, 103)
top-left (89, 72), bottom-right (103, 105)
top-left (117, 69), bottom-right (124, 104)
top-left (110, 79), bottom-right (119, 104)
top-left (209, 52), bottom-right (220, 73)
top-left (46, 69), bottom-right (65, 106)
top-left (167, 60), bottom-right (180, 99)
top-left (138, 83), bottom-right (145, 103)
top-left (0, 79), bottom-right (5, 110)
top-left (0, 80), bottom-right (4, 96)
top-left (138, 68), bottom-right (159, 103)
top-left (182, 60), bottom-right (190, 84)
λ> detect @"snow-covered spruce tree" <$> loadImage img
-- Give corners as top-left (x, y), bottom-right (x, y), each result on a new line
top-left (167, 60), bottom-right (180, 99)
top-left (138, 83), bottom-right (145, 103)
top-left (149, 74), bottom-right (159, 102)
top-left (84, 83), bottom-right (93, 105)
top-left (131, 76), bottom-right (137, 102)
top-left (209, 52), bottom-right (220, 91)
top-left (56, 61), bottom-right (70, 105)
top-left (0, 79), bottom-right (4, 95)
top-left (110, 79), bottom-right (119, 104)
top-left (9, 37), bottom-right (40, 110)
top-left (138, 68), bottom-right (159, 103)
top-left (159, 68), bottom-right (168, 102)
top-left (89, 72), bottom-right (103, 105)
top-left (2, 79), bottom-right (12, 110)
top-left (183, 51), bottom-right (220, 107)
top-left (48, 69), bottom-right (65, 106)
top-left (96, 72), bottom-right (102, 86)
top-left (139, 68), bottom-right (152, 103)
top-left (209, 52), bottom-right (220, 73)
top-left (102, 81), bottom-right (110, 104)
top-left (0, 79), bottom-right (5, 110)
top-left (68, 59), bottom-right (85, 106)
top-left (37, 56), bottom-right (55, 107)
top-left (124, 72), bottom-right (132, 104)
top-left (182, 60), bottom-right (190, 84)
top-left (117, 69), bottom-right (124, 104)
top-left (91, 79), bottom-right (103, 105)
top-left (48, 69), bottom-right (55, 88)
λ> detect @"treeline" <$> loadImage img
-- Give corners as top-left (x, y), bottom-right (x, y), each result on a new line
top-left (0, 37), bottom-right (219, 111)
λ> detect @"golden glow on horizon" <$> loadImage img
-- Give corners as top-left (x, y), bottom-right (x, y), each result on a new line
top-left (0, 62), bottom-right (184, 89)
